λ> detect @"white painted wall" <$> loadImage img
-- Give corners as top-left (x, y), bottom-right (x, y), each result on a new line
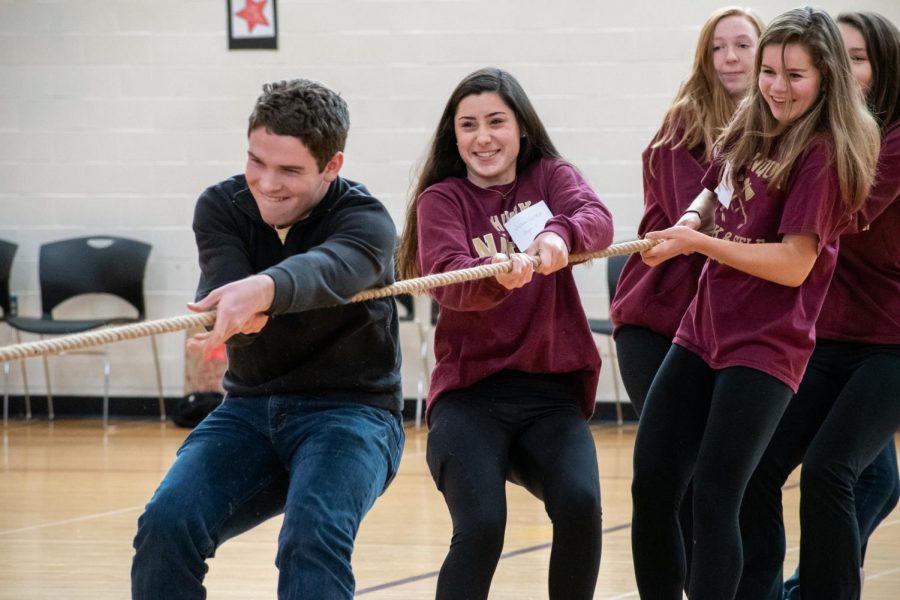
top-left (1, 0), bottom-right (897, 403)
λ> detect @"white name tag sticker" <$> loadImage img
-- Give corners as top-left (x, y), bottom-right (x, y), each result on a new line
top-left (504, 201), bottom-right (553, 251)
top-left (715, 162), bottom-right (734, 209)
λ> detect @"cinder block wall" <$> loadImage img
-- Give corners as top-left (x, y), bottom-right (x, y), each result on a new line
top-left (1, 0), bottom-right (896, 403)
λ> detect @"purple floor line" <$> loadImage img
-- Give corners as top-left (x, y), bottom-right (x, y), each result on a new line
top-left (355, 522), bottom-right (632, 595)
top-left (356, 483), bottom-right (801, 595)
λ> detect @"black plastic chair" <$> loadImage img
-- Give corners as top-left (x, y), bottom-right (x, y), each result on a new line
top-left (396, 293), bottom-right (429, 427)
top-left (588, 253), bottom-right (629, 425)
top-left (1, 239), bottom-right (33, 425)
top-left (5, 236), bottom-right (165, 427)
top-left (0, 240), bottom-right (15, 321)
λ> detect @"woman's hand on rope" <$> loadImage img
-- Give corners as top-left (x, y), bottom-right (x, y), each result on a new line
top-left (641, 226), bottom-right (705, 267)
top-left (186, 274), bottom-right (274, 352)
top-left (492, 252), bottom-right (534, 289)
top-left (527, 232), bottom-right (569, 275)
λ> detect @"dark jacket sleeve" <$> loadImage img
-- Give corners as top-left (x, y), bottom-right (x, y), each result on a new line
top-left (192, 185), bottom-right (257, 303)
top-left (191, 183), bottom-right (264, 346)
top-left (262, 192), bottom-right (397, 315)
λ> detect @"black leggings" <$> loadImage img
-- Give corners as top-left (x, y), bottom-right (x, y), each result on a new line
top-left (616, 324), bottom-right (695, 591)
top-left (426, 370), bottom-right (602, 600)
top-left (614, 324), bottom-right (673, 416)
top-left (737, 340), bottom-right (900, 600)
top-left (631, 344), bottom-right (792, 600)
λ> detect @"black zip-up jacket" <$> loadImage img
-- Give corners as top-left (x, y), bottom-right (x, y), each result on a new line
top-left (192, 174), bottom-right (402, 413)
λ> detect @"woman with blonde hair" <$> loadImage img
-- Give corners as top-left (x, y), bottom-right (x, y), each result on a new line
top-left (612, 4), bottom-right (764, 420)
top-left (630, 7), bottom-right (880, 598)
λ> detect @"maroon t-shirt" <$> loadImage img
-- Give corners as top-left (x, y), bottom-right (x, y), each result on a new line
top-left (675, 134), bottom-right (852, 391)
top-left (611, 128), bottom-right (710, 338)
top-left (416, 158), bottom-right (614, 423)
top-left (817, 122), bottom-right (900, 343)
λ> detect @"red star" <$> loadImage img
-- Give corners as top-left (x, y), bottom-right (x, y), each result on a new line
top-left (236, 0), bottom-right (269, 33)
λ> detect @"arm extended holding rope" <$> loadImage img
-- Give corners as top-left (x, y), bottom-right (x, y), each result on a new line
top-left (0, 238), bottom-right (657, 363)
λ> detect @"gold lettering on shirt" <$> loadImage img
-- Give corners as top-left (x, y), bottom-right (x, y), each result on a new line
top-left (471, 234), bottom-right (518, 257)
top-left (472, 234), bottom-right (499, 256)
top-left (743, 178), bottom-right (755, 202)
top-left (472, 201), bottom-right (536, 256)
top-left (474, 234), bottom-right (517, 257)
top-left (750, 155), bottom-right (779, 180)
top-left (488, 201), bottom-right (534, 233)
top-left (719, 154), bottom-right (781, 231)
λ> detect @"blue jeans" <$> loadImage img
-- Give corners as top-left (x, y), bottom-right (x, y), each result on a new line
top-left (131, 395), bottom-right (404, 600)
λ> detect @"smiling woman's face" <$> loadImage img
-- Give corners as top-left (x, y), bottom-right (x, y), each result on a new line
top-left (758, 43), bottom-right (822, 126)
top-left (454, 92), bottom-right (521, 188)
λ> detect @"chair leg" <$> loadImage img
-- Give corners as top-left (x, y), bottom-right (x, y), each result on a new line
top-left (3, 361), bottom-right (8, 427)
top-left (414, 381), bottom-right (424, 428)
top-left (606, 336), bottom-right (624, 426)
top-left (4, 359), bottom-right (34, 425)
top-left (150, 335), bottom-right (166, 421)
top-left (3, 325), bottom-right (12, 426)
top-left (39, 335), bottom-right (54, 421)
top-left (13, 330), bottom-right (31, 420)
top-left (102, 357), bottom-right (111, 428)
top-left (415, 319), bottom-right (429, 428)
top-left (21, 360), bottom-right (30, 420)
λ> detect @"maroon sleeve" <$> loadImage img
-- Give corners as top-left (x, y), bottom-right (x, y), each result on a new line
top-left (540, 161), bottom-right (614, 253)
top-left (779, 136), bottom-right (850, 250)
top-left (416, 187), bottom-right (511, 312)
top-left (859, 123), bottom-right (900, 228)
top-left (700, 160), bottom-right (722, 193)
top-left (644, 136), bottom-right (709, 225)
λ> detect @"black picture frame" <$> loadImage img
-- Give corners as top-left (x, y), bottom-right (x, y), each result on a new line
top-left (227, 0), bottom-right (278, 50)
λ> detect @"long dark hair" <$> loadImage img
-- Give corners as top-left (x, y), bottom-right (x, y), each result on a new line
top-left (837, 11), bottom-right (900, 129)
top-left (397, 68), bottom-right (561, 279)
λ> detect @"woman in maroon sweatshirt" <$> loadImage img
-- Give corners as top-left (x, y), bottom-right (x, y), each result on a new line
top-left (396, 67), bottom-right (613, 600)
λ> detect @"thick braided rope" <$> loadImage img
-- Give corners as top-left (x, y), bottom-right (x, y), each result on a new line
top-left (0, 238), bottom-right (655, 363)
top-left (0, 313), bottom-right (216, 363)
top-left (351, 237), bottom-right (655, 301)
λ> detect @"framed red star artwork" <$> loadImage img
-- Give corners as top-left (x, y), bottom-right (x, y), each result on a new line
top-left (227, 0), bottom-right (278, 50)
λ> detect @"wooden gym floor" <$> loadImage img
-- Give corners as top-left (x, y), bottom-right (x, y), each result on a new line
top-left (1, 419), bottom-right (899, 599)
